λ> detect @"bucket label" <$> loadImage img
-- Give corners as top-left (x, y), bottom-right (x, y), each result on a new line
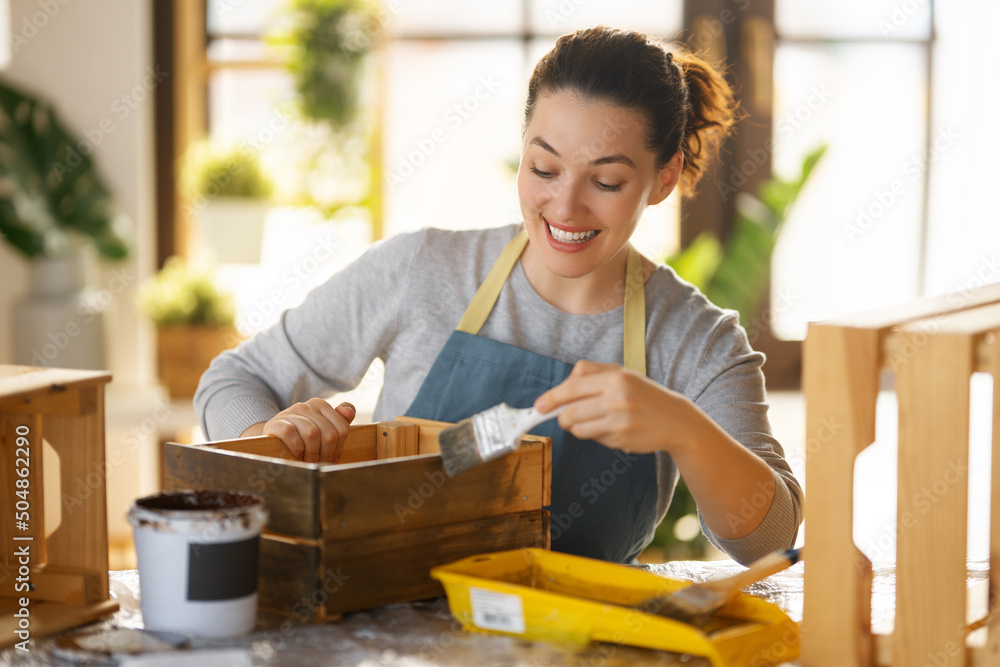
top-left (469, 587), bottom-right (525, 634)
top-left (187, 537), bottom-right (259, 601)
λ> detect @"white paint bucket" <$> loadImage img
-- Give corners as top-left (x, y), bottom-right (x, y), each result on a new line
top-left (128, 490), bottom-right (268, 638)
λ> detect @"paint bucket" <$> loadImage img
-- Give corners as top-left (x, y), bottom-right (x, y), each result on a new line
top-left (127, 490), bottom-right (268, 638)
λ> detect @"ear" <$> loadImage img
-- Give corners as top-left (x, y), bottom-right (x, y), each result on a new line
top-left (648, 151), bottom-right (683, 206)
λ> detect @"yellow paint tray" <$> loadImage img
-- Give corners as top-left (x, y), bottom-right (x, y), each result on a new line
top-left (430, 548), bottom-right (798, 667)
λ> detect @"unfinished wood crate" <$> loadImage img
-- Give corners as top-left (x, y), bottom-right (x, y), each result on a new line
top-left (0, 366), bottom-right (118, 649)
top-left (163, 416), bottom-right (551, 622)
top-left (801, 283), bottom-right (1000, 666)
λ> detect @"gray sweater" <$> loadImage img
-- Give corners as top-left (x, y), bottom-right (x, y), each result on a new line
top-left (194, 224), bottom-right (803, 564)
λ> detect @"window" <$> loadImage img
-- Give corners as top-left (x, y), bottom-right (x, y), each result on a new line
top-left (190, 1), bottom-right (998, 347)
top-left (192, 0), bottom-right (687, 341)
top-left (770, 0), bottom-right (1000, 339)
top-left (201, 0), bottom-right (685, 264)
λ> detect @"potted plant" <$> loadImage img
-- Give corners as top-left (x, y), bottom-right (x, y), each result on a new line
top-left (267, 0), bottom-right (383, 233)
top-left (137, 257), bottom-right (242, 399)
top-left (272, 0), bottom-right (375, 129)
top-left (181, 142), bottom-right (274, 264)
top-left (0, 77), bottom-right (130, 370)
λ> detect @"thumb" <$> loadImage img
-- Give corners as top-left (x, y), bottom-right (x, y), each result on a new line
top-left (336, 402), bottom-right (357, 423)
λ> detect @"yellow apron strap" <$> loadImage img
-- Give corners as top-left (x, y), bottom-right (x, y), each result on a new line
top-left (456, 230), bottom-right (530, 335)
top-left (623, 245), bottom-right (646, 375)
top-left (456, 230), bottom-right (647, 375)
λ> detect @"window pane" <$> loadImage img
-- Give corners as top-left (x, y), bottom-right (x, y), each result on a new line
top-left (776, 0), bottom-right (931, 40)
top-left (383, 40), bottom-right (526, 236)
top-left (925, 0), bottom-right (1000, 296)
top-left (770, 43), bottom-right (927, 339)
top-left (208, 68), bottom-right (295, 146)
top-left (207, 0), bottom-right (285, 36)
top-left (529, 0), bottom-right (682, 38)
top-left (387, 0), bottom-right (523, 36)
top-left (207, 38), bottom-right (273, 63)
top-left (208, 66), bottom-right (370, 211)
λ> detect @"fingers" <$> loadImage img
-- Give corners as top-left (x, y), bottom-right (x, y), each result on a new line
top-left (535, 363), bottom-right (670, 452)
top-left (336, 402), bottom-right (357, 422)
top-left (263, 414), bottom-right (313, 460)
top-left (569, 359), bottom-right (616, 377)
top-left (536, 361), bottom-right (621, 413)
top-left (321, 402), bottom-right (356, 463)
top-left (556, 394), bottom-right (619, 441)
top-left (263, 399), bottom-right (358, 463)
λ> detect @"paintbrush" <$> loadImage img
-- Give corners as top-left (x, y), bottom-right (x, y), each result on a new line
top-left (641, 547), bottom-right (803, 625)
top-left (437, 403), bottom-right (566, 477)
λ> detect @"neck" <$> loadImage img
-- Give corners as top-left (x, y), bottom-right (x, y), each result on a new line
top-left (519, 243), bottom-right (631, 315)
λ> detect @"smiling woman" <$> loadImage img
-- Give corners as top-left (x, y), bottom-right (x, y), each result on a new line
top-left (514, 28), bottom-right (736, 315)
top-left (195, 25), bottom-right (803, 567)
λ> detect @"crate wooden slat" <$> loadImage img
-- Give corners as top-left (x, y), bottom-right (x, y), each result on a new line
top-left (0, 366), bottom-right (117, 649)
top-left (164, 419), bottom-right (552, 622)
top-left (320, 445), bottom-right (546, 541)
top-left (164, 440), bottom-right (321, 539)
top-left (801, 285), bottom-right (1000, 667)
top-left (258, 510), bottom-right (549, 619)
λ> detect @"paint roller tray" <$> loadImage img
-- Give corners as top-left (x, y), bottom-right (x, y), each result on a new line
top-left (430, 548), bottom-right (799, 667)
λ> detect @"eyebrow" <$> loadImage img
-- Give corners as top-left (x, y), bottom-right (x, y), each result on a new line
top-left (529, 136), bottom-right (636, 169)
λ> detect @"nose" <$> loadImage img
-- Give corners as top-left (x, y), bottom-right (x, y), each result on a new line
top-left (548, 175), bottom-right (586, 223)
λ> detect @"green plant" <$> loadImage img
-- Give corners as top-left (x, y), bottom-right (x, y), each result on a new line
top-left (181, 142), bottom-right (275, 202)
top-left (650, 145), bottom-right (825, 561)
top-left (666, 145), bottom-right (826, 323)
top-left (137, 257), bottom-right (235, 326)
top-left (0, 77), bottom-right (128, 259)
top-left (272, 0), bottom-right (375, 128)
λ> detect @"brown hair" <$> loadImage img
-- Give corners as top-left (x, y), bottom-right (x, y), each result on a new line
top-left (524, 26), bottom-right (739, 196)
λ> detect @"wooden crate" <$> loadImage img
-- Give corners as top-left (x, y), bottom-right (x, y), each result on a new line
top-left (801, 283), bottom-right (1000, 666)
top-left (0, 366), bottom-right (118, 649)
top-left (163, 416), bottom-right (551, 622)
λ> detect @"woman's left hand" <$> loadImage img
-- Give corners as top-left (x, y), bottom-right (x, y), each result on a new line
top-left (534, 360), bottom-right (695, 454)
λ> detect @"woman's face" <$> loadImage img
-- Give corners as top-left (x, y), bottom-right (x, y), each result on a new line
top-left (517, 90), bottom-right (680, 283)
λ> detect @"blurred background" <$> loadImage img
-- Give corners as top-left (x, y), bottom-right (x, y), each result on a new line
top-left (0, 0), bottom-right (995, 567)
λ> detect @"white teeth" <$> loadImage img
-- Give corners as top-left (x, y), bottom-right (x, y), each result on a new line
top-left (547, 223), bottom-right (597, 244)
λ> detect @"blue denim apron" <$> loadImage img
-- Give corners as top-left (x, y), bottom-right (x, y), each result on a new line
top-left (404, 230), bottom-right (660, 563)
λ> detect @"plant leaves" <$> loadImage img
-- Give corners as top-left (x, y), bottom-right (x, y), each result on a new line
top-left (665, 144), bottom-right (826, 325)
top-left (0, 77), bottom-right (128, 260)
top-left (664, 232), bottom-right (723, 290)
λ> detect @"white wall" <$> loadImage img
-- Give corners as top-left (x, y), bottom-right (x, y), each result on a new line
top-left (0, 0), bottom-right (155, 388)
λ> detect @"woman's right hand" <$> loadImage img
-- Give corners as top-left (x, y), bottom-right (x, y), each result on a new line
top-left (240, 398), bottom-right (357, 463)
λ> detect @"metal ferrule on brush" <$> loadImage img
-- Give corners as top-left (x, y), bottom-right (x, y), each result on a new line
top-left (470, 403), bottom-right (521, 461)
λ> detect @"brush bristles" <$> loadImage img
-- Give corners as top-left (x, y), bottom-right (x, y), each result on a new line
top-left (642, 585), bottom-right (724, 625)
top-left (437, 419), bottom-right (486, 477)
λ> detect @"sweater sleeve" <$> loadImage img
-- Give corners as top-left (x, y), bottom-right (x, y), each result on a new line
top-left (193, 229), bottom-right (425, 440)
top-left (687, 311), bottom-right (804, 565)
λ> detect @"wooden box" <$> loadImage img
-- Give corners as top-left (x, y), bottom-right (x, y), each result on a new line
top-left (0, 366), bottom-right (118, 649)
top-left (163, 417), bottom-right (551, 622)
top-left (801, 283), bottom-right (1000, 666)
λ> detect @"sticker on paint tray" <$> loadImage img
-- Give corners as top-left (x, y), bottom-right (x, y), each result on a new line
top-left (470, 587), bottom-right (525, 634)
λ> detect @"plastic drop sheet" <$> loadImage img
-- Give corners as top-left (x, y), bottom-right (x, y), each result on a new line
top-left (0, 561), bottom-right (990, 666)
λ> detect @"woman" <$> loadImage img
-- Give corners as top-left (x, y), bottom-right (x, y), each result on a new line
top-left (195, 26), bottom-right (803, 566)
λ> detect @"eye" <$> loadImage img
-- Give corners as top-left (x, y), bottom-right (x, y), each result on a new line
top-left (530, 166), bottom-right (555, 179)
top-left (595, 180), bottom-right (623, 193)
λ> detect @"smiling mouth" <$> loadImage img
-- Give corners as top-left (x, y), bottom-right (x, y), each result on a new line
top-left (546, 222), bottom-right (599, 244)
